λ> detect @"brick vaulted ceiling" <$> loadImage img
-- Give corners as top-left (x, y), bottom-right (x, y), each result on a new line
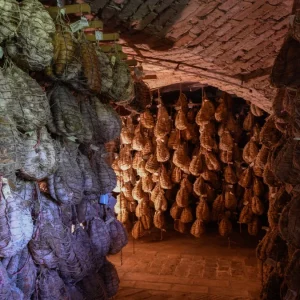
top-left (91, 0), bottom-right (294, 112)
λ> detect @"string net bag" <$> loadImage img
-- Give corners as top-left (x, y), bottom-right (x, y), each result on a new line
top-left (0, 68), bottom-right (14, 114)
top-left (224, 189), bottom-right (237, 211)
top-left (174, 219), bottom-right (188, 234)
top-left (219, 150), bottom-right (233, 164)
top-left (140, 213), bottom-right (152, 230)
top-left (136, 160), bottom-right (148, 178)
top-left (253, 176), bottom-right (264, 197)
top-left (243, 138), bottom-right (259, 165)
top-left (193, 176), bottom-right (206, 197)
top-left (251, 195), bottom-right (264, 215)
top-left (140, 109), bottom-right (155, 129)
top-left (132, 180), bottom-right (146, 202)
top-left (142, 138), bottom-right (154, 156)
top-left (153, 210), bottom-right (165, 229)
top-left (215, 97), bottom-right (228, 122)
top-left (100, 259), bottom-right (120, 299)
top-left (200, 129), bottom-right (218, 151)
top-left (189, 151), bottom-right (203, 176)
top-left (0, 115), bottom-right (23, 182)
top-left (142, 173), bottom-right (154, 193)
top-left (252, 123), bottom-right (261, 143)
top-left (132, 151), bottom-right (143, 170)
top-left (6, 0), bottom-right (55, 71)
top-left (4, 63), bottom-right (51, 132)
top-left (132, 124), bottom-right (146, 151)
top-left (118, 145), bottom-right (132, 171)
top-left (174, 90), bottom-right (188, 113)
top-left (19, 127), bottom-right (57, 181)
top-left (154, 190), bottom-right (168, 211)
top-left (176, 183), bottom-right (189, 208)
top-left (0, 0), bottom-right (20, 44)
top-left (203, 150), bottom-right (220, 172)
top-left (196, 98), bottom-right (215, 125)
top-left (224, 164), bottom-right (237, 184)
top-left (173, 143), bottom-right (191, 170)
top-left (190, 219), bottom-right (206, 237)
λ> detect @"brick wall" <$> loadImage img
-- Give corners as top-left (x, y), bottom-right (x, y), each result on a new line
top-left (90, 0), bottom-right (293, 112)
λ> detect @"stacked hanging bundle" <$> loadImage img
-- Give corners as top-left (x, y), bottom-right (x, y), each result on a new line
top-left (120, 120), bottom-right (133, 145)
top-left (142, 173), bottom-right (154, 193)
top-left (142, 138), bottom-right (154, 156)
top-left (140, 109), bottom-right (155, 129)
top-left (127, 79), bottom-right (150, 113)
top-left (132, 151), bottom-right (143, 170)
top-left (94, 98), bottom-right (122, 143)
top-left (48, 142), bottom-right (83, 205)
top-left (132, 180), bottom-right (146, 202)
top-left (154, 104), bottom-right (171, 138)
top-left (5, 64), bottom-right (51, 132)
top-left (251, 196), bottom-right (264, 215)
top-left (190, 219), bottom-right (206, 237)
top-left (193, 176), bottom-right (207, 197)
top-left (154, 190), bottom-right (168, 211)
top-left (200, 129), bottom-right (218, 151)
top-left (201, 166), bottom-right (220, 189)
top-left (137, 160), bottom-right (147, 178)
top-left (6, 0), bottom-right (55, 70)
top-left (0, 115), bottom-right (23, 181)
top-left (243, 138), bottom-right (259, 164)
top-left (215, 98), bottom-right (228, 122)
top-left (175, 110), bottom-right (188, 130)
top-left (173, 143), bottom-right (191, 171)
top-left (219, 150), bottom-right (233, 164)
top-left (170, 202), bottom-right (183, 219)
top-left (203, 150), bottom-right (221, 172)
top-left (176, 181), bottom-right (189, 208)
top-left (0, 0), bottom-right (20, 44)
top-left (132, 127), bottom-right (145, 151)
top-left (19, 127), bottom-right (57, 180)
top-left (156, 139), bottom-right (170, 162)
top-left (196, 98), bottom-right (215, 125)
top-left (48, 84), bottom-right (83, 137)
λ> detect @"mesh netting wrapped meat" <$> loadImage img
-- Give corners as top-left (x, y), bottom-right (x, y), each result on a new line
top-left (285, 249), bottom-right (300, 294)
top-left (19, 127), bottom-right (57, 180)
top-left (0, 178), bottom-right (34, 257)
top-left (0, 115), bottom-right (23, 181)
top-left (106, 58), bottom-right (134, 104)
top-left (48, 85), bottom-right (83, 137)
top-left (94, 98), bottom-right (122, 143)
top-left (77, 152), bottom-right (100, 197)
top-left (100, 259), bottom-right (119, 298)
top-left (259, 115), bottom-right (282, 149)
top-left (90, 145), bottom-right (117, 195)
top-left (48, 142), bottom-right (83, 205)
top-left (0, 69), bottom-right (14, 114)
top-left (16, 246), bottom-right (37, 299)
top-left (4, 64), bottom-right (51, 132)
top-left (76, 272), bottom-right (108, 300)
top-left (33, 269), bottom-right (69, 300)
top-left (59, 225), bottom-right (96, 284)
top-left (6, 0), bottom-right (55, 71)
top-left (127, 80), bottom-right (151, 113)
top-left (0, 0), bottom-right (20, 44)
top-left (96, 49), bottom-right (113, 94)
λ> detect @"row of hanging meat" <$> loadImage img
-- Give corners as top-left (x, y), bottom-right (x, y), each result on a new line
top-left (111, 91), bottom-right (273, 241)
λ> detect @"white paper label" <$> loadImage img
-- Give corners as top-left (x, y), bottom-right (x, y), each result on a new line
top-left (70, 17), bottom-right (89, 33)
top-left (80, 16), bottom-right (89, 27)
top-left (90, 144), bottom-right (99, 151)
top-left (60, 8), bottom-right (66, 15)
top-left (95, 31), bottom-right (103, 41)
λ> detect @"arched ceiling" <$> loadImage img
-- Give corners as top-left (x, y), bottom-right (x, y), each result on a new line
top-left (90, 0), bottom-right (293, 112)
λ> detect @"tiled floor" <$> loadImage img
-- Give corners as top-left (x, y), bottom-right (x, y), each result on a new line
top-left (109, 228), bottom-right (261, 300)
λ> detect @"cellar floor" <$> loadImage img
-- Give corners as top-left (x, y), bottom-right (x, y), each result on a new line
top-left (109, 228), bottom-right (261, 300)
